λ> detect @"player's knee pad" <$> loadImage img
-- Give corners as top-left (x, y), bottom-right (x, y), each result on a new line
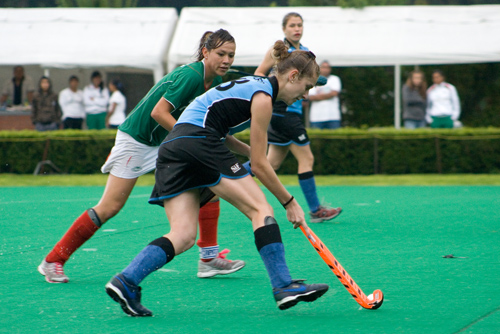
top-left (264, 216), bottom-right (278, 226)
top-left (255, 216), bottom-right (282, 251)
top-left (87, 208), bottom-right (103, 227)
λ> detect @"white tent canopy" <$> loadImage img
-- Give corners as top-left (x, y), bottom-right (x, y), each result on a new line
top-left (169, 5), bottom-right (500, 69)
top-left (0, 8), bottom-right (178, 82)
top-left (168, 5), bottom-right (500, 128)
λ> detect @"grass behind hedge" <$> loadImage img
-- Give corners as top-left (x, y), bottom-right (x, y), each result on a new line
top-left (1, 173), bottom-right (499, 187)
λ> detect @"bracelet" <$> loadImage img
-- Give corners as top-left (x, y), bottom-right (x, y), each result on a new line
top-left (282, 196), bottom-right (294, 209)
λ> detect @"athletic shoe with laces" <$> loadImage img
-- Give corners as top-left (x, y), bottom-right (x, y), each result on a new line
top-left (197, 249), bottom-right (245, 278)
top-left (273, 279), bottom-right (329, 310)
top-left (105, 274), bottom-right (152, 317)
top-left (310, 206), bottom-right (342, 223)
top-left (38, 259), bottom-right (69, 283)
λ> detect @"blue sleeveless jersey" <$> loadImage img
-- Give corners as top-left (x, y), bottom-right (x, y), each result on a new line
top-left (175, 76), bottom-right (279, 138)
top-left (279, 42), bottom-right (309, 115)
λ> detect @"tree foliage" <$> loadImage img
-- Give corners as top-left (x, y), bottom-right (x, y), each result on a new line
top-left (56, 0), bottom-right (138, 7)
top-left (288, 0), bottom-right (500, 6)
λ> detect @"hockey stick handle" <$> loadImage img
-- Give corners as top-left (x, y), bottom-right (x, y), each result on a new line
top-left (300, 226), bottom-right (384, 309)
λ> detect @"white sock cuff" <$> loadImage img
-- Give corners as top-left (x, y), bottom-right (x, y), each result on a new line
top-left (199, 245), bottom-right (219, 260)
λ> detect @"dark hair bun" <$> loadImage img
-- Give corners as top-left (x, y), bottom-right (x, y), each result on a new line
top-left (272, 40), bottom-right (290, 62)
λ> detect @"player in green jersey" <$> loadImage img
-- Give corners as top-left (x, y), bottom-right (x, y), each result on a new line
top-left (38, 29), bottom-right (245, 284)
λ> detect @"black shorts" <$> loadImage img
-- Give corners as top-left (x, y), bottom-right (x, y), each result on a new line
top-left (267, 109), bottom-right (310, 146)
top-left (149, 124), bottom-right (249, 207)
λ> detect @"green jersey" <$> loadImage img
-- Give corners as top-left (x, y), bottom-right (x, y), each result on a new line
top-left (119, 61), bottom-right (222, 146)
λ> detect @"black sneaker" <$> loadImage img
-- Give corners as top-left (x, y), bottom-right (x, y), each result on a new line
top-left (273, 279), bottom-right (329, 310)
top-left (105, 274), bottom-right (153, 317)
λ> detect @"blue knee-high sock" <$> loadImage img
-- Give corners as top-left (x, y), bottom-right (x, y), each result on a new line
top-left (122, 237), bottom-right (175, 286)
top-left (298, 171), bottom-right (321, 212)
top-left (254, 217), bottom-right (292, 289)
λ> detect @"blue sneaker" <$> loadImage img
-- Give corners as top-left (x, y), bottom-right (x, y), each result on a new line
top-left (105, 274), bottom-right (152, 317)
top-left (273, 279), bottom-right (329, 310)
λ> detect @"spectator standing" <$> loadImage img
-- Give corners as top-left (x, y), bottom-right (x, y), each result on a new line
top-left (59, 75), bottom-right (85, 129)
top-left (31, 76), bottom-right (61, 131)
top-left (106, 79), bottom-right (126, 129)
top-left (308, 61), bottom-right (342, 129)
top-left (402, 70), bottom-right (427, 129)
top-left (1, 65), bottom-right (35, 107)
top-left (426, 70), bottom-right (460, 128)
top-left (83, 71), bottom-right (109, 129)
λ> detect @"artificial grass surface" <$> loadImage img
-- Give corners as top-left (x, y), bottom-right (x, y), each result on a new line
top-left (0, 185), bottom-right (499, 333)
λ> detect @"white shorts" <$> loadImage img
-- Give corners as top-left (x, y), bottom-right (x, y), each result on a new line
top-left (101, 130), bottom-right (159, 179)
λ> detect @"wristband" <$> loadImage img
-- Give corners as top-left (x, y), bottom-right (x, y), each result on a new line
top-left (282, 196), bottom-right (294, 209)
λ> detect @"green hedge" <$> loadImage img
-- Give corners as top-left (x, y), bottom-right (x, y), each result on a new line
top-left (1, 128), bottom-right (500, 175)
top-left (235, 127), bottom-right (500, 175)
top-left (0, 130), bottom-right (116, 174)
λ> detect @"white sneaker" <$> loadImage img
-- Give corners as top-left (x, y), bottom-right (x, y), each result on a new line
top-left (197, 249), bottom-right (245, 278)
top-left (38, 259), bottom-right (69, 283)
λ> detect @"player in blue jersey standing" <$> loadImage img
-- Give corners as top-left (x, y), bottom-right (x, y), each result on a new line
top-left (105, 40), bottom-right (329, 317)
top-left (246, 12), bottom-right (342, 223)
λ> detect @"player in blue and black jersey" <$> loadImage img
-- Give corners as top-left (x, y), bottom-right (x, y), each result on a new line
top-left (105, 40), bottom-right (329, 317)
top-left (249, 12), bottom-right (342, 223)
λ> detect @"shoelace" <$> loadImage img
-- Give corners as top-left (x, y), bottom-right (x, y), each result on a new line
top-left (53, 262), bottom-right (65, 275)
top-left (216, 249), bottom-right (232, 262)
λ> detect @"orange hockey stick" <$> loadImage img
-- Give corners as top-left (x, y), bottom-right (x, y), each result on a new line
top-left (300, 226), bottom-right (384, 309)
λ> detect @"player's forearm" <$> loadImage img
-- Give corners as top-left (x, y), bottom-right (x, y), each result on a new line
top-left (151, 99), bottom-right (176, 131)
top-left (251, 160), bottom-right (291, 205)
top-left (225, 135), bottom-right (250, 158)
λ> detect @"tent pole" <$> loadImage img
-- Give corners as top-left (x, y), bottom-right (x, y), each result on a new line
top-left (394, 64), bottom-right (401, 129)
top-left (153, 66), bottom-right (164, 84)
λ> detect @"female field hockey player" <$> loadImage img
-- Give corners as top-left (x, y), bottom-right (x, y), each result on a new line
top-left (38, 29), bottom-right (245, 283)
top-left (105, 41), bottom-right (329, 317)
top-left (245, 12), bottom-right (342, 223)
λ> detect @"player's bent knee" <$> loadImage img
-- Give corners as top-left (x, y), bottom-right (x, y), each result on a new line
top-left (178, 236), bottom-right (196, 253)
top-left (95, 201), bottom-right (124, 222)
top-left (270, 161), bottom-right (282, 171)
top-left (250, 203), bottom-right (274, 222)
top-left (167, 230), bottom-right (197, 254)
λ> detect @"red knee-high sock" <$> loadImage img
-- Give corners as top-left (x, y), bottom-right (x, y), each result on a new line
top-left (45, 210), bottom-right (100, 264)
top-left (197, 200), bottom-right (220, 262)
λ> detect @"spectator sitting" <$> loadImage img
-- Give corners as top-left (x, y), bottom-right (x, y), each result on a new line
top-left (105, 79), bottom-right (127, 129)
top-left (308, 60), bottom-right (342, 129)
top-left (1, 65), bottom-right (35, 108)
top-left (59, 75), bottom-right (85, 129)
top-left (402, 70), bottom-right (427, 129)
top-left (426, 70), bottom-right (460, 129)
top-left (31, 76), bottom-right (61, 131)
top-left (83, 71), bottom-right (109, 130)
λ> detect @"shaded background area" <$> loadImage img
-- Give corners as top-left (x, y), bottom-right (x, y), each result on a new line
top-left (2, 1), bottom-right (500, 127)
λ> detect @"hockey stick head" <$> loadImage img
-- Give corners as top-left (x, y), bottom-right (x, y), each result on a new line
top-left (366, 289), bottom-right (384, 310)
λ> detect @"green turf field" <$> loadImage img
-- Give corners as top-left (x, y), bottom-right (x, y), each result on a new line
top-left (1, 183), bottom-right (499, 333)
